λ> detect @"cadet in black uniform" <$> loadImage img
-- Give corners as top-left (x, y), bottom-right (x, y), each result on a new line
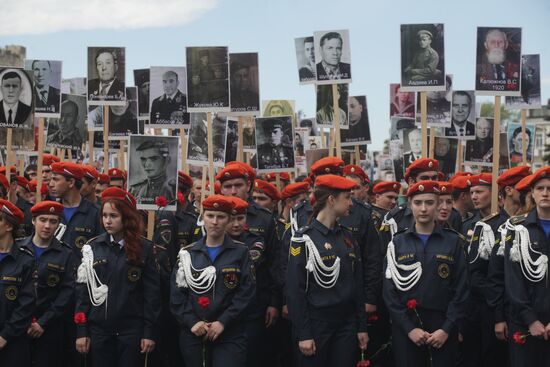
top-left (74, 187), bottom-right (161, 367)
top-left (14, 176), bottom-right (34, 237)
top-left (383, 181), bottom-right (469, 367)
top-left (287, 175), bottom-right (368, 367)
top-left (0, 200), bottom-right (35, 366)
top-left (505, 166), bottom-right (550, 366)
top-left (170, 195), bottom-right (255, 367)
top-left (21, 201), bottom-right (77, 367)
top-left (372, 181), bottom-right (401, 235)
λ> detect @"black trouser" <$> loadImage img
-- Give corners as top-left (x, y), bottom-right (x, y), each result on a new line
top-left (391, 308), bottom-right (458, 367)
top-left (459, 297), bottom-right (508, 367)
top-left (513, 332), bottom-right (550, 367)
top-left (365, 304), bottom-right (394, 367)
top-left (245, 316), bottom-right (278, 367)
top-left (90, 332), bottom-right (144, 367)
top-left (0, 336), bottom-right (31, 366)
top-left (508, 321), bottom-right (523, 367)
top-left (294, 318), bottom-right (357, 367)
top-left (179, 323), bottom-right (246, 367)
top-left (31, 321), bottom-right (64, 367)
top-left (151, 303), bottom-right (183, 367)
top-left (275, 318), bottom-right (297, 367)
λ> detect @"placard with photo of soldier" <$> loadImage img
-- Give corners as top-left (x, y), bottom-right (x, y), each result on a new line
top-left (242, 116), bottom-right (256, 152)
top-left (87, 47), bottom-right (126, 105)
top-left (400, 24), bottom-right (445, 92)
top-left (186, 47), bottom-right (230, 112)
top-left (390, 83), bottom-right (415, 118)
top-left (24, 60), bottom-right (62, 117)
top-left (295, 36), bottom-right (316, 84)
top-left (46, 94), bottom-right (87, 150)
top-left (61, 77), bottom-right (87, 96)
top-left (475, 27), bottom-right (522, 96)
top-left (316, 84), bottom-right (348, 129)
top-left (225, 117), bottom-right (238, 163)
top-left (134, 68), bottom-right (150, 119)
top-left (444, 90), bottom-right (476, 140)
top-left (313, 29), bottom-right (352, 84)
top-left (434, 137), bottom-right (458, 176)
top-left (294, 127), bottom-right (308, 169)
top-left (229, 53), bottom-right (259, 114)
top-left (505, 54), bottom-right (541, 109)
top-left (262, 99), bottom-right (295, 118)
top-left (402, 128), bottom-right (423, 168)
top-left (299, 117), bottom-right (318, 136)
top-left (108, 87), bottom-right (139, 140)
top-left (305, 136), bottom-right (323, 150)
top-left (390, 139), bottom-right (404, 182)
top-left (254, 116), bottom-right (295, 172)
top-left (507, 122), bottom-right (535, 166)
top-left (187, 113), bottom-right (227, 167)
top-left (149, 66), bottom-right (189, 127)
top-left (342, 95), bottom-right (370, 146)
top-left (464, 117), bottom-right (494, 166)
top-left (0, 68), bottom-right (34, 129)
top-left (390, 116), bottom-right (415, 140)
top-left (416, 74), bottom-right (452, 127)
top-left (128, 135), bottom-right (179, 210)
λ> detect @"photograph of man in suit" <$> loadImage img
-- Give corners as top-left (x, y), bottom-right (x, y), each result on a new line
top-left (316, 32), bottom-right (351, 82)
top-left (150, 70), bottom-right (188, 125)
top-left (31, 60), bottom-right (60, 114)
top-left (298, 37), bottom-right (316, 82)
top-left (47, 99), bottom-right (83, 149)
top-left (0, 71), bottom-right (32, 127)
top-left (445, 91), bottom-right (475, 138)
top-left (465, 117), bottom-right (493, 163)
top-left (403, 129), bottom-right (422, 166)
top-left (88, 48), bottom-right (125, 101)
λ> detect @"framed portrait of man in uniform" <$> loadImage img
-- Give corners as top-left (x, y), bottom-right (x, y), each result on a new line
top-left (186, 112), bottom-right (227, 168)
top-left (475, 27), bottom-right (522, 96)
top-left (254, 115), bottom-right (295, 173)
top-left (505, 54), bottom-right (541, 109)
top-left (133, 68), bottom-right (150, 120)
top-left (0, 68), bottom-right (34, 129)
top-left (400, 23), bottom-right (445, 92)
top-left (295, 36), bottom-right (316, 84)
top-left (108, 87), bottom-right (139, 140)
top-left (464, 117), bottom-right (494, 166)
top-left (225, 117), bottom-right (239, 163)
top-left (128, 135), bottom-right (179, 211)
top-left (415, 74), bottom-right (452, 128)
top-left (314, 29), bottom-right (352, 85)
top-left (87, 47), bottom-right (126, 105)
top-left (149, 66), bottom-right (189, 128)
top-left (242, 116), bottom-right (256, 152)
top-left (434, 137), bottom-right (458, 176)
top-left (390, 139), bottom-right (404, 182)
top-left (229, 53), bottom-right (259, 115)
top-left (46, 94), bottom-right (87, 151)
top-left (24, 59), bottom-right (62, 117)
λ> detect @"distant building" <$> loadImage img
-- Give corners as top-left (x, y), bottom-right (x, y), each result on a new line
top-left (528, 99), bottom-right (550, 169)
top-left (0, 45), bottom-right (26, 68)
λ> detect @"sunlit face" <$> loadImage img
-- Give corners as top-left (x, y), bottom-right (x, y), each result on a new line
top-left (346, 175), bottom-right (366, 202)
top-left (220, 178), bottom-right (250, 201)
top-left (102, 202), bottom-right (124, 236)
top-left (452, 94), bottom-right (471, 124)
top-left (476, 118), bottom-right (491, 139)
top-left (1, 76), bottom-right (22, 105)
top-left (226, 213), bottom-right (247, 237)
top-left (304, 41), bottom-right (315, 64)
top-left (269, 127), bottom-right (283, 145)
top-left (410, 193), bottom-right (438, 225)
top-left (139, 148), bottom-right (168, 179)
top-left (408, 130), bottom-right (422, 154)
top-left (252, 190), bottom-right (275, 211)
top-left (59, 102), bottom-right (78, 135)
top-left (470, 186), bottom-right (491, 211)
top-left (33, 214), bottom-right (60, 242)
top-left (203, 210), bottom-right (230, 238)
top-left (162, 72), bottom-right (178, 95)
top-left (95, 52), bottom-right (117, 82)
top-left (32, 61), bottom-right (51, 89)
top-left (348, 97), bottom-right (363, 123)
top-left (418, 34), bottom-right (432, 49)
top-left (437, 194), bottom-right (453, 222)
top-left (321, 38), bottom-right (343, 66)
top-left (375, 191), bottom-right (399, 210)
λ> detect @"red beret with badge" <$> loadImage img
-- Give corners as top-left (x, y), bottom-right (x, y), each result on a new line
top-left (225, 161), bottom-right (256, 183)
top-left (82, 165), bottom-right (99, 181)
top-left (31, 201), bottom-right (64, 217)
top-left (469, 173), bottom-right (493, 187)
top-left (407, 180), bottom-right (440, 197)
top-left (178, 171), bottom-right (193, 188)
top-left (265, 172), bottom-right (290, 183)
top-left (497, 165), bottom-right (532, 188)
top-left (42, 154), bottom-right (61, 166)
top-left (216, 164), bottom-right (249, 183)
top-left (343, 164), bottom-right (369, 183)
top-left (515, 174), bottom-right (533, 192)
top-left (311, 157), bottom-right (345, 176)
top-left (254, 179), bottom-right (281, 201)
top-left (314, 174), bottom-right (357, 191)
top-left (227, 196), bottom-right (248, 215)
top-left (51, 162), bottom-right (85, 180)
top-left (281, 182), bottom-right (310, 200)
top-left (530, 166), bottom-right (550, 187)
top-left (404, 158), bottom-right (439, 182)
top-left (98, 173), bottom-right (110, 185)
top-left (108, 168), bottom-right (127, 181)
top-left (101, 187), bottom-right (137, 209)
top-left (437, 181), bottom-right (453, 195)
top-left (0, 199), bottom-right (24, 224)
top-left (450, 175), bottom-right (472, 191)
top-left (202, 194), bottom-right (234, 214)
top-left (373, 181), bottom-right (401, 194)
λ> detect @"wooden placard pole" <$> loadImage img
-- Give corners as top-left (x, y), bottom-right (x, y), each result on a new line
top-left (320, 128), bottom-right (326, 149)
top-left (429, 128), bottom-right (436, 159)
top-left (521, 109), bottom-right (527, 164)
top-left (88, 131), bottom-right (94, 165)
top-left (328, 129), bottom-right (334, 157)
top-left (103, 106), bottom-right (109, 174)
top-left (67, 149), bottom-right (73, 162)
top-left (332, 84), bottom-right (342, 158)
top-left (237, 117), bottom-right (244, 162)
top-left (18, 157), bottom-right (24, 177)
top-left (36, 118), bottom-right (46, 203)
top-left (200, 167), bottom-right (207, 214)
top-left (5, 129), bottom-right (12, 184)
top-left (207, 112), bottom-right (214, 195)
top-left (354, 146), bottom-right (361, 165)
top-left (59, 149), bottom-right (66, 162)
top-left (456, 140), bottom-right (464, 173)
top-left (180, 128), bottom-right (189, 174)
top-left (118, 140), bottom-right (125, 170)
top-left (491, 96), bottom-right (502, 214)
top-left (420, 92), bottom-right (428, 158)
top-left (147, 211), bottom-right (155, 240)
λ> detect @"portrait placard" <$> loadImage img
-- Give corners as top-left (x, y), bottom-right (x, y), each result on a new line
top-left (507, 122), bottom-right (535, 166)
top-left (390, 83), bottom-right (415, 118)
top-left (108, 87), bottom-right (139, 140)
top-left (444, 90), bottom-right (476, 140)
top-left (225, 117), bottom-right (239, 163)
top-left (262, 99), bottom-right (295, 118)
top-left (295, 36), bottom-right (316, 84)
top-left (61, 77), bottom-right (87, 96)
top-left (464, 117), bottom-right (494, 166)
top-left (229, 53), bottom-right (259, 114)
top-left (133, 68), bottom-right (150, 119)
top-left (242, 117), bottom-right (256, 152)
top-left (0, 68), bottom-right (34, 129)
top-left (389, 139), bottom-right (404, 182)
top-left (434, 137), bottom-right (458, 176)
top-left (186, 113), bottom-right (227, 167)
top-left (316, 84), bottom-right (348, 129)
top-left (46, 94), bottom-right (87, 150)
top-left (415, 75), bottom-right (452, 127)
top-left (505, 54), bottom-right (541, 109)
top-left (341, 95), bottom-right (370, 146)
top-left (254, 116), bottom-right (295, 172)
top-left (314, 29), bottom-right (352, 84)
top-left (149, 66), bottom-right (189, 127)
top-left (24, 60), bottom-right (62, 117)
top-left (87, 47), bottom-right (126, 105)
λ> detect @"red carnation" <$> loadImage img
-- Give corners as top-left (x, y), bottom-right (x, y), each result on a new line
top-left (367, 314), bottom-right (379, 322)
top-left (356, 359), bottom-right (370, 367)
top-left (177, 192), bottom-right (185, 205)
top-left (407, 299), bottom-right (418, 310)
top-left (197, 296), bottom-right (210, 309)
top-left (513, 331), bottom-right (527, 345)
top-left (32, 317), bottom-right (37, 324)
top-left (155, 196), bottom-right (168, 208)
top-left (73, 312), bottom-right (87, 325)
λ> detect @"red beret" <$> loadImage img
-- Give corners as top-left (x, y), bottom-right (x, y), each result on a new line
top-left (469, 173), bottom-right (493, 187)
top-left (101, 187), bottom-right (137, 209)
top-left (311, 157), bottom-right (345, 176)
top-left (437, 181), bottom-right (453, 195)
top-left (98, 173), bottom-right (110, 185)
top-left (515, 174), bottom-right (533, 192)
top-left (51, 162), bottom-right (84, 180)
top-left (437, 172), bottom-right (447, 181)
top-left (315, 174), bottom-right (357, 191)
top-left (0, 199), bottom-right (24, 224)
top-left (450, 175), bottom-right (472, 191)
top-left (108, 168), bottom-right (127, 180)
top-left (254, 179), bottom-right (281, 201)
top-left (497, 166), bottom-right (532, 188)
top-left (216, 164), bottom-right (249, 183)
top-left (0, 166), bottom-right (17, 175)
top-left (15, 176), bottom-right (30, 190)
top-left (451, 171), bottom-right (473, 179)
top-left (530, 166), bottom-right (550, 187)
top-left (28, 180), bottom-right (49, 195)
top-left (178, 171), bottom-right (193, 188)
top-left (343, 164), bottom-right (370, 183)
top-left (42, 154), bottom-right (60, 166)
top-left (227, 196), bottom-right (248, 215)
top-left (82, 165), bottom-right (99, 180)
top-left (31, 201), bottom-right (64, 217)
top-left (225, 161), bottom-right (256, 183)
top-left (407, 180), bottom-right (440, 197)
top-left (0, 174), bottom-right (8, 191)
top-left (202, 194), bottom-right (234, 214)
top-left (404, 158), bottom-right (439, 182)
top-left (373, 181), bottom-right (401, 194)
top-left (281, 182), bottom-right (310, 200)
top-left (265, 172), bottom-right (290, 182)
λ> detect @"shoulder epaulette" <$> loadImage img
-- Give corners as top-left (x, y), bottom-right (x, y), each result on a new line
top-left (59, 240), bottom-right (72, 249)
top-left (19, 246), bottom-right (33, 256)
top-left (372, 210), bottom-right (381, 219)
top-left (509, 213), bottom-right (528, 226)
top-left (481, 212), bottom-right (500, 223)
top-left (295, 225), bottom-right (311, 236)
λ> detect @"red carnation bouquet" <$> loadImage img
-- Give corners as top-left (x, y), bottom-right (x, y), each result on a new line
top-left (73, 312), bottom-right (87, 325)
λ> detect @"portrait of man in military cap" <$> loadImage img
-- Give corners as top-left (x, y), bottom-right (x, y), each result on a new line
top-left (149, 66), bottom-right (189, 127)
top-left (400, 24), bottom-right (445, 91)
top-left (229, 52), bottom-right (260, 114)
top-left (133, 68), bottom-right (150, 119)
top-left (254, 116), bottom-right (295, 172)
top-left (46, 94), bottom-right (87, 150)
top-left (128, 135), bottom-right (179, 210)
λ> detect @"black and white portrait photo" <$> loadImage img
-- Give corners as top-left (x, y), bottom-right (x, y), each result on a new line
top-left (61, 77), bottom-right (87, 96)
top-left (390, 116), bottom-right (415, 141)
top-left (295, 36), bottom-right (316, 84)
top-left (229, 53), bottom-right (260, 114)
top-left (187, 113), bottom-right (227, 167)
top-left (149, 66), bottom-right (189, 127)
top-left (109, 87), bottom-right (139, 139)
top-left (314, 29), bottom-right (352, 84)
top-left (299, 117), bottom-right (318, 137)
top-left (87, 47), bottom-right (126, 104)
top-left (402, 128), bottom-right (422, 168)
top-left (416, 75), bottom-right (452, 127)
top-left (186, 46), bottom-right (230, 112)
top-left (0, 116), bottom-right (36, 151)
top-left (254, 116), bottom-right (295, 172)
top-left (316, 84), bottom-right (348, 128)
top-left (390, 139), bottom-right (404, 182)
top-left (390, 83), bottom-right (415, 118)
top-left (128, 135), bottom-right (179, 210)
top-left (505, 54), bottom-right (541, 109)
top-left (0, 68), bottom-right (34, 129)
top-left (434, 137), bottom-right (458, 176)
top-left (242, 117), bottom-right (256, 152)
top-left (46, 94), bottom-right (87, 150)
top-left (225, 117), bottom-right (238, 163)
top-left (93, 131), bottom-right (120, 150)
top-left (341, 95), bottom-right (371, 146)
top-left (294, 127), bottom-right (308, 169)
top-left (133, 68), bottom-right (150, 119)
top-left (475, 27), bottom-right (522, 96)
top-left (445, 90), bottom-right (476, 139)
top-left (400, 24), bottom-right (445, 91)
top-left (25, 60), bottom-right (62, 117)
top-left (464, 117), bottom-right (494, 165)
